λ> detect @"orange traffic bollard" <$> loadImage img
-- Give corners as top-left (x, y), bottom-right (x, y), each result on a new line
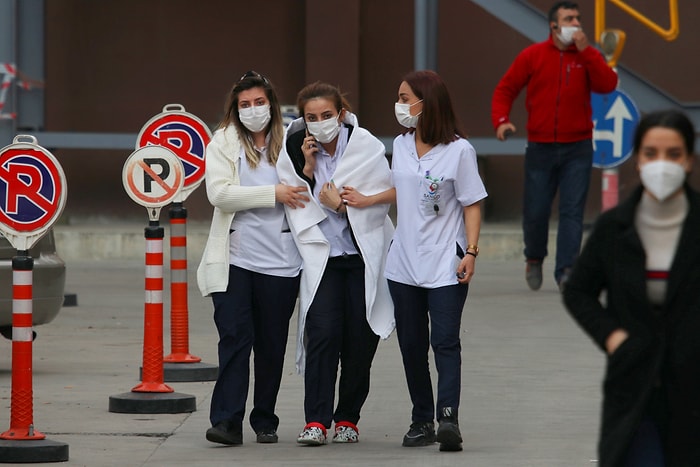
top-left (0, 253), bottom-right (68, 463)
top-left (133, 226), bottom-right (173, 393)
top-left (161, 203), bottom-right (218, 383)
top-left (1, 257), bottom-right (44, 441)
top-left (108, 223), bottom-right (195, 414)
top-left (164, 206), bottom-right (200, 364)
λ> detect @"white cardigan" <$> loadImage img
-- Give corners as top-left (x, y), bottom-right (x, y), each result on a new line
top-left (277, 113), bottom-right (396, 374)
top-left (197, 125), bottom-right (277, 296)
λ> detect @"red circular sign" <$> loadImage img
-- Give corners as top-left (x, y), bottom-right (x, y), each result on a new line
top-left (136, 107), bottom-right (211, 192)
top-left (0, 145), bottom-right (65, 232)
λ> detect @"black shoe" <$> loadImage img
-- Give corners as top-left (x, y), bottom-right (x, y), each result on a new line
top-left (206, 421), bottom-right (242, 445)
top-left (526, 259), bottom-right (543, 291)
top-left (437, 407), bottom-right (463, 452)
top-left (402, 421), bottom-right (436, 447)
top-left (256, 429), bottom-right (278, 444)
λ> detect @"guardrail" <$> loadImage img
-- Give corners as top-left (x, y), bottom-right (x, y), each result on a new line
top-left (32, 132), bottom-right (530, 156)
top-left (595, 0), bottom-right (679, 42)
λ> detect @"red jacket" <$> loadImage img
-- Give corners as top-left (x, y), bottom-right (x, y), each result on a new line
top-left (492, 36), bottom-right (618, 143)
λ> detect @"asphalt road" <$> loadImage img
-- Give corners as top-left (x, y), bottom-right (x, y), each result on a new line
top-left (0, 258), bottom-right (604, 466)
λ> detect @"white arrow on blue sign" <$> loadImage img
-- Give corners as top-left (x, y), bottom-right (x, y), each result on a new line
top-left (591, 89), bottom-right (640, 169)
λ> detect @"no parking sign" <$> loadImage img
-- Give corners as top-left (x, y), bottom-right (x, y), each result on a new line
top-left (136, 104), bottom-right (211, 202)
top-left (122, 145), bottom-right (185, 221)
top-left (0, 135), bottom-right (66, 250)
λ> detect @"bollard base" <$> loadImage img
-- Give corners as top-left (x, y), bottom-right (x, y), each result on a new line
top-left (140, 362), bottom-right (219, 382)
top-left (109, 391), bottom-right (196, 414)
top-left (63, 292), bottom-right (78, 307)
top-left (0, 438), bottom-right (69, 463)
top-left (164, 362), bottom-right (218, 382)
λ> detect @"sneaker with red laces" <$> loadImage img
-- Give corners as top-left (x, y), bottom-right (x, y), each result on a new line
top-left (332, 421), bottom-right (359, 443)
top-left (297, 422), bottom-right (327, 446)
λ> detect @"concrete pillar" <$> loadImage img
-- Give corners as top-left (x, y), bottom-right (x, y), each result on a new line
top-left (0, 0), bottom-right (17, 146)
top-left (16, 0), bottom-right (44, 134)
top-left (414, 0), bottom-right (438, 71)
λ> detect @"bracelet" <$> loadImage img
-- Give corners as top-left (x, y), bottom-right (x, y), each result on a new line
top-left (465, 251), bottom-right (477, 258)
top-left (335, 200), bottom-right (344, 212)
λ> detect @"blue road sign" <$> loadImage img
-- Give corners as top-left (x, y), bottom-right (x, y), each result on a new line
top-left (591, 89), bottom-right (640, 169)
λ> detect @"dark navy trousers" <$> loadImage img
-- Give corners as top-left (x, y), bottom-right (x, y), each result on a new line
top-left (388, 280), bottom-right (468, 423)
top-left (209, 265), bottom-right (300, 433)
top-left (303, 255), bottom-right (380, 429)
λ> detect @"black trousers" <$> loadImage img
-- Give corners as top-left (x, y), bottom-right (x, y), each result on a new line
top-left (209, 265), bottom-right (300, 432)
top-left (303, 255), bottom-right (380, 429)
top-left (388, 280), bottom-right (468, 423)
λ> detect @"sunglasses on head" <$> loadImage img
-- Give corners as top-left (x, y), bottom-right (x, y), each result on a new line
top-left (238, 70), bottom-right (269, 85)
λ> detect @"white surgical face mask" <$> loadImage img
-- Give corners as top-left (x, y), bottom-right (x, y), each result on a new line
top-left (639, 160), bottom-right (686, 202)
top-left (306, 113), bottom-right (341, 144)
top-left (394, 100), bottom-right (423, 128)
top-left (239, 104), bottom-right (271, 133)
top-left (557, 26), bottom-right (579, 46)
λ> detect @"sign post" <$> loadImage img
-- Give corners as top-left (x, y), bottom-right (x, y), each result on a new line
top-left (109, 145), bottom-right (196, 414)
top-left (0, 135), bottom-right (69, 463)
top-left (591, 89), bottom-right (640, 211)
top-left (135, 104), bottom-right (217, 382)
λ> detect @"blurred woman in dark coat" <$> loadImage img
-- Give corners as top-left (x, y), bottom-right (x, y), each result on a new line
top-left (563, 109), bottom-right (700, 466)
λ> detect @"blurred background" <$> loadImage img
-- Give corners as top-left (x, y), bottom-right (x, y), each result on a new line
top-left (0, 0), bottom-right (697, 224)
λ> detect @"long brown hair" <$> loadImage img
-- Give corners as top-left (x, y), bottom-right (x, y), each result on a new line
top-left (402, 70), bottom-right (465, 146)
top-left (219, 70), bottom-right (284, 167)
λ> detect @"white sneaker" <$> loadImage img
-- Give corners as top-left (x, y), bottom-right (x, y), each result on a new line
top-left (332, 422), bottom-right (359, 443)
top-left (297, 423), bottom-right (327, 446)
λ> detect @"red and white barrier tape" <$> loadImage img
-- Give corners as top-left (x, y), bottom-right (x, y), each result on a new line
top-left (0, 62), bottom-right (44, 120)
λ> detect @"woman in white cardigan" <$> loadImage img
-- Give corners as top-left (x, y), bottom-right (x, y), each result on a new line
top-left (197, 71), bottom-right (309, 446)
top-left (277, 81), bottom-right (395, 446)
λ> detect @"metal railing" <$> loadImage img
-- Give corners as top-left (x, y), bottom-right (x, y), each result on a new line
top-left (595, 0), bottom-right (679, 43)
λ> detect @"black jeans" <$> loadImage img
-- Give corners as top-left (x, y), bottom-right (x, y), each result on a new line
top-left (523, 140), bottom-right (593, 282)
top-left (303, 255), bottom-right (380, 429)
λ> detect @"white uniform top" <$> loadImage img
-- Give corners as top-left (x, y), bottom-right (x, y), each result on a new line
top-left (229, 146), bottom-right (302, 277)
top-left (385, 133), bottom-right (487, 288)
top-left (312, 125), bottom-right (358, 258)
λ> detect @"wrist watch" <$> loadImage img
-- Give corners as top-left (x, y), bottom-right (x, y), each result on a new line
top-left (466, 244), bottom-right (479, 257)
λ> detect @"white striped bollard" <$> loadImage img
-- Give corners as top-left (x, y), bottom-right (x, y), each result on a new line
top-left (109, 223), bottom-right (195, 413)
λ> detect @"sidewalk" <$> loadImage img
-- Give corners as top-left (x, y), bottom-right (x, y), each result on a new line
top-left (0, 258), bottom-right (604, 466)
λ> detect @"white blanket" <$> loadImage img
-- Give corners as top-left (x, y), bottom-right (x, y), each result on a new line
top-left (277, 113), bottom-right (396, 374)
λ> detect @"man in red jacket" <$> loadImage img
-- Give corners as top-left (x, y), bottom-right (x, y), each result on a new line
top-left (492, 1), bottom-right (618, 292)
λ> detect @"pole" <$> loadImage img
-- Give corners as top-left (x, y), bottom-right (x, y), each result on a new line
top-left (601, 168), bottom-right (619, 212)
